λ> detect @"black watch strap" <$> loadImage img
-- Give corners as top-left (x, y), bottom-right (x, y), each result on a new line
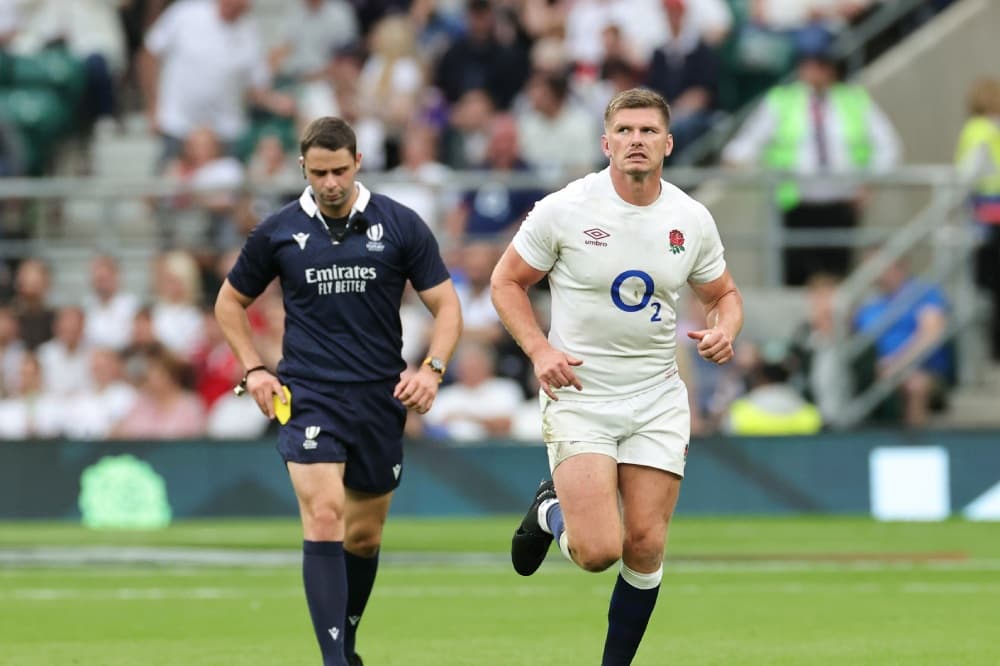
top-left (234, 365), bottom-right (270, 396)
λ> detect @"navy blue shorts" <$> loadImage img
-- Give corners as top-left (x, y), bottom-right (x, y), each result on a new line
top-left (276, 378), bottom-right (407, 494)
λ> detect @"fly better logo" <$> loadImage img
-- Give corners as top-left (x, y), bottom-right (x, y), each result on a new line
top-left (583, 228), bottom-right (610, 247)
top-left (302, 426), bottom-right (320, 450)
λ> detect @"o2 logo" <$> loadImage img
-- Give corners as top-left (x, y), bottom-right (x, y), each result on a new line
top-left (610, 269), bottom-right (662, 322)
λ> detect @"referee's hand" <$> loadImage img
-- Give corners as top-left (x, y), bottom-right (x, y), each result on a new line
top-left (394, 365), bottom-right (440, 414)
top-left (248, 371), bottom-right (284, 420)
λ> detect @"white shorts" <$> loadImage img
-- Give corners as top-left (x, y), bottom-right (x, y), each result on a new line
top-left (541, 377), bottom-right (691, 477)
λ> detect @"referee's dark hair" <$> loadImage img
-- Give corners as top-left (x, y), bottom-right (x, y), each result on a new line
top-left (300, 117), bottom-right (357, 157)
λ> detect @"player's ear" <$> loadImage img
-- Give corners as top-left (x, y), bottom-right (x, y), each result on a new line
top-left (298, 156), bottom-right (305, 179)
top-left (601, 134), bottom-right (611, 159)
top-left (354, 152), bottom-right (363, 172)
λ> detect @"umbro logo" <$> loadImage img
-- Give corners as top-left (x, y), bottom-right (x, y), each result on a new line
top-left (293, 232), bottom-right (310, 250)
top-left (392, 464), bottom-right (402, 480)
top-left (303, 425), bottom-right (320, 450)
top-left (583, 228), bottom-right (609, 247)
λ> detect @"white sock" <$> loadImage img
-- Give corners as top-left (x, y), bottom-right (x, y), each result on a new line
top-left (558, 531), bottom-right (572, 561)
top-left (620, 562), bottom-right (663, 590)
top-left (537, 498), bottom-right (558, 534)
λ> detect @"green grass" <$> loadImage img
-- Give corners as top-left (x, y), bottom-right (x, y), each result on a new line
top-left (1, 516), bottom-right (999, 665)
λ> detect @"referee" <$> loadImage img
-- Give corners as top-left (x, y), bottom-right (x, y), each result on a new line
top-left (215, 117), bottom-right (462, 666)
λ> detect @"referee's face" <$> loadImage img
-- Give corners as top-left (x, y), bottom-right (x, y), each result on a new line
top-left (301, 146), bottom-right (362, 218)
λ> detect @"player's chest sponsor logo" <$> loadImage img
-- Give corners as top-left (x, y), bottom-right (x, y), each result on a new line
top-left (292, 232), bottom-right (310, 250)
top-left (583, 228), bottom-right (610, 247)
top-left (366, 223), bottom-right (385, 252)
top-left (304, 263), bottom-right (378, 295)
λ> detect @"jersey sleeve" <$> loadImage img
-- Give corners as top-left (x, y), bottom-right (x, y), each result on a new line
top-left (403, 211), bottom-right (451, 292)
top-left (688, 203), bottom-right (726, 284)
top-left (511, 195), bottom-right (559, 272)
top-left (144, 3), bottom-right (180, 56)
top-left (227, 218), bottom-right (279, 298)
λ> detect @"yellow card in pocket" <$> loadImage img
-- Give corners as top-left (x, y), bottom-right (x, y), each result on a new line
top-left (274, 385), bottom-right (292, 425)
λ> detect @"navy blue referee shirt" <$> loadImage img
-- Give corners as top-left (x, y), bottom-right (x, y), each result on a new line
top-left (227, 183), bottom-right (450, 384)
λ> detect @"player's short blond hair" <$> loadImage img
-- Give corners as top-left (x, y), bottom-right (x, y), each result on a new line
top-left (604, 88), bottom-right (672, 130)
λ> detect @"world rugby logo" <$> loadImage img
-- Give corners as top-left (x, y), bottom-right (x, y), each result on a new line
top-left (303, 425), bottom-right (320, 450)
top-left (366, 223), bottom-right (385, 252)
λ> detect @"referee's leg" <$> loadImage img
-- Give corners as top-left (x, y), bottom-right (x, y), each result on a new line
top-left (288, 461), bottom-right (349, 666)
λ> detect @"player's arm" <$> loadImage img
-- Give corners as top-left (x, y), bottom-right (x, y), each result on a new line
top-left (687, 269), bottom-right (743, 365)
top-left (394, 278), bottom-right (463, 414)
top-left (215, 279), bottom-right (283, 418)
top-left (490, 245), bottom-right (582, 399)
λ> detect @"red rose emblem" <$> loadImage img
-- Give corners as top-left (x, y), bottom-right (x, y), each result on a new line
top-left (668, 229), bottom-right (685, 254)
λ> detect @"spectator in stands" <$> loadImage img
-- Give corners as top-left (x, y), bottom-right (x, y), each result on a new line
top-left (0, 351), bottom-right (62, 439)
top-left (10, 258), bottom-right (54, 349)
top-left (515, 71), bottom-right (601, 177)
top-left (162, 125), bottom-right (246, 250)
top-left (434, 0), bottom-right (530, 110)
top-left (722, 339), bottom-right (822, 436)
top-left (853, 256), bottom-right (951, 428)
top-left (270, 0), bottom-right (359, 89)
top-left (422, 341), bottom-right (524, 442)
top-left (0, 305), bottom-right (25, 397)
top-left (454, 241), bottom-right (505, 345)
top-left (643, 0), bottom-right (720, 158)
top-left (150, 250), bottom-right (205, 359)
top-left (379, 122), bottom-right (455, 237)
top-left (37, 305), bottom-right (92, 397)
top-left (112, 345), bottom-right (206, 439)
top-left (63, 347), bottom-right (138, 440)
top-left (247, 131), bottom-right (300, 217)
top-left (443, 114), bottom-right (545, 242)
top-left (955, 77), bottom-right (1000, 361)
top-left (440, 88), bottom-right (496, 169)
top-left (12, 0), bottom-right (127, 128)
top-left (722, 26), bottom-right (901, 285)
top-left (787, 272), bottom-right (861, 424)
top-left (358, 13), bottom-right (426, 165)
top-left (138, 0), bottom-right (295, 162)
top-left (83, 254), bottom-right (140, 351)
top-left (191, 307), bottom-right (241, 410)
top-left (562, 0), bottom-right (665, 77)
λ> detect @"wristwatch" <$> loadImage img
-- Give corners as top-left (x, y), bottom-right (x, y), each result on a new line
top-left (422, 356), bottom-right (446, 381)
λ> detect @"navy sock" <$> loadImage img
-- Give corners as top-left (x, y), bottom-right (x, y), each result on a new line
top-left (302, 540), bottom-right (347, 666)
top-left (344, 549), bottom-right (379, 658)
top-left (601, 573), bottom-right (661, 666)
top-left (545, 502), bottom-right (565, 541)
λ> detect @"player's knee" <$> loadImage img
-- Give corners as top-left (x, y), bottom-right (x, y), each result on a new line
top-left (623, 531), bottom-right (666, 567)
top-left (575, 543), bottom-right (622, 572)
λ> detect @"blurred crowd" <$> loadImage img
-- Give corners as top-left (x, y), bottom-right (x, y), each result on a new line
top-left (0, 0), bottom-right (982, 442)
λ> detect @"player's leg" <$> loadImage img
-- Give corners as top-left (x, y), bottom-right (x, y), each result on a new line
top-left (551, 452), bottom-right (622, 571)
top-left (600, 378), bottom-right (688, 665)
top-left (601, 464), bottom-right (680, 666)
top-left (342, 489), bottom-right (393, 666)
top-left (512, 447), bottom-right (621, 575)
top-left (288, 461), bottom-right (349, 666)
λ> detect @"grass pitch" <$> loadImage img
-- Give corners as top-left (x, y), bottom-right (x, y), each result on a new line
top-left (1, 516), bottom-right (998, 665)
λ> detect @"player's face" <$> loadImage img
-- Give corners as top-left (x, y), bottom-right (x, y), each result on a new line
top-left (301, 146), bottom-right (363, 217)
top-left (602, 108), bottom-right (673, 177)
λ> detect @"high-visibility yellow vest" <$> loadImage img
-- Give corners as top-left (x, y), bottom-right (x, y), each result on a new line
top-left (728, 398), bottom-right (823, 436)
top-left (955, 116), bottom-right (1000, 198)
top-left (763, 83), bottom-right (873, 210)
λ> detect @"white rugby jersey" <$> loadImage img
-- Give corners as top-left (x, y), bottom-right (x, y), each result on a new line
top-left (512, 168), bottom-right (726, 400)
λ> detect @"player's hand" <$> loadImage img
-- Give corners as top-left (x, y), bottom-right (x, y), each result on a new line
top-left (531, 346), bottom-right (583, 401)
top-left (394, 365), bottom-right (440, 414)
top-left (247, 371), bottom-right (284, 419)
top-left (687, 328), bottom-right (734, 365)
